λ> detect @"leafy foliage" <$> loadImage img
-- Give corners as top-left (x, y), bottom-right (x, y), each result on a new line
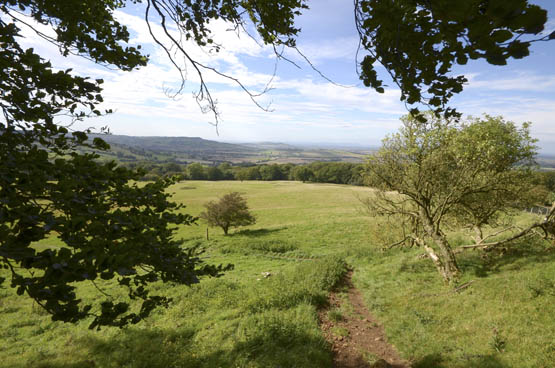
top-left (200, 192), bottom-right (256, 235)
top-left (0, 0), bottom-right (235, 328)
top-left (355, 0), bottom-right (551, 118)
top-left (0, 122), bottom-right (231, 329)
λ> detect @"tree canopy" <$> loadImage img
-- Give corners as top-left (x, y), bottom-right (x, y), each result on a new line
top-left (200, 192), bottom-right (256, 235)
top-left (1, 1), bottom-right (551, 123)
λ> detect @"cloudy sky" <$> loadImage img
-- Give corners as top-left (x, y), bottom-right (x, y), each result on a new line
top-left (14, 0), bottom-right (555, 153)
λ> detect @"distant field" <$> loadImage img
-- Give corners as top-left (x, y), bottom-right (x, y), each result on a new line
top-left (1, 181), bottom-right (554, 367)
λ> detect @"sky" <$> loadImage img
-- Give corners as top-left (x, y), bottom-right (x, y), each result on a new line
top-left (11, 0), bottom-right (555, 153)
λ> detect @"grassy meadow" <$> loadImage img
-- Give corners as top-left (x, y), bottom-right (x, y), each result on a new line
top-left (1, 181), bottom-right (554, 368)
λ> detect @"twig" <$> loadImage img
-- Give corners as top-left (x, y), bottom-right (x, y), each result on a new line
top-left (411, 280), bottom-right (475, 298)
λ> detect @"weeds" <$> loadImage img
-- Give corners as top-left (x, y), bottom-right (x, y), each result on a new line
top-left (327, 309), bottom-right (344, 322)
top-left (331, 326), bottom-right (349, 338)
top-left (490, 327), bottom-right (506, 353)
top-left (527, 276), bottom-right (555, 298)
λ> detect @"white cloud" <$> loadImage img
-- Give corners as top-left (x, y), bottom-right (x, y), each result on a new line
top-left (295, 36), bottom-right (360, 63)
top-left (466, 72), bottom-right (555, 92)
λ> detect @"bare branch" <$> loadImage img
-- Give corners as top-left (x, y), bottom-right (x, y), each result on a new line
top-left (455, 203), bottom-right (555, 253)
top-left (291, 46), bottom-right (353, 88)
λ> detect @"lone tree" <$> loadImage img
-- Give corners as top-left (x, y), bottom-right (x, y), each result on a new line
top-left (363, 114), bottom-right (555, 283)
top-left (201, 192), bottom-right (256, 235)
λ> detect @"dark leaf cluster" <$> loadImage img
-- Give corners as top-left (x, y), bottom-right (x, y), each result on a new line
top-left (355, 0), bottom-right (550, 118)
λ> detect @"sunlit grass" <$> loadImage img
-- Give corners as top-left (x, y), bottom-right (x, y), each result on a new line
top-left (1, 180), bottom-right (553, 368)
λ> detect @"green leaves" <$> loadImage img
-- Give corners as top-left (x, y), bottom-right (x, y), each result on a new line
top-left (200, 192), bottom-right (256, 235)
top-left (355, 0), bottom-right (550, 118)
top-left (507, 41), bottom-right (531, 59)
top-left (364, 113), bottom-right (540, 281)
top-left (366, 112), bottom-right (538, 231)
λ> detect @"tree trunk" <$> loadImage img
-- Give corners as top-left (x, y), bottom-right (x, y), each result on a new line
top-left (420, 211), bottom-right (460, 283)
top-left (433, 233), bottom-right (460, 283)
top-left (423, 244), bottom-right (446, 278)
top-left (473, 225), bottom-right (483, 244)
top-left (223, 226), bottom-right (228, 235)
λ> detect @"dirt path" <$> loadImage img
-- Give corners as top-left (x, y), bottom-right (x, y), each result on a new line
top-left (319, 271), bottom-right (411, 368)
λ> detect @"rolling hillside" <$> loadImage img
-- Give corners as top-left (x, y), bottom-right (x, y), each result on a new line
top-left (86, 134), bottom-right (372, 165)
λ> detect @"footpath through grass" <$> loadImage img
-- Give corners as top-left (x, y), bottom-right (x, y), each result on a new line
top-left (1, 181), bottom-right (554, 367)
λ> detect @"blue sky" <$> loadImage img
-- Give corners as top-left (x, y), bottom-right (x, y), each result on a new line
top-left (15, 1), bottom-right (555, 153)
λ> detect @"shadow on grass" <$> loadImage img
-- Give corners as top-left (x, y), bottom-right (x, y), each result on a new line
top-left (230, 227), bottom-right (288, 237)
top-left (458, 240), bottom-right (555, 277)
top-left (27, 324), bottom-right (331, 368)
top-left (413, 353), bottom-right (508, 368)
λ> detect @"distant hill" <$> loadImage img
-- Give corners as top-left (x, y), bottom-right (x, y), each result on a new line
top-left (95, 135), bottom-right (256, 153)
top-left (86, 134), bottom-right (372, 165)
top-left (241, 142), bottom-right (300, 151)
top-left (82, 134), bottom-right (555, 167)
top-left (537, 155), bottom-right (555, 170)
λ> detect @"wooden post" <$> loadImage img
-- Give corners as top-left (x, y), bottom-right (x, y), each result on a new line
top-left (206, 227), bottom-right (209, 241)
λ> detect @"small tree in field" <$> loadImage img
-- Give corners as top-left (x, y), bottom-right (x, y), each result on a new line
top-left (363, 114), bottom-right (555, 283)
top-left (200, 193), bottom-right (256, 235)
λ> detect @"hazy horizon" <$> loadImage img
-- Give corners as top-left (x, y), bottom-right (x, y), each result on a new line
top-left (92, 132), bottom-right (555, 156)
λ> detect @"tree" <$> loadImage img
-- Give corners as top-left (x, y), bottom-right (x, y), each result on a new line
top-left (206, 166), bottom-right (224, 181)
top-left (2, 1), bottom-right (551, 124)
top-left (260, 164), bottom-right (286, 181)
top-left (234, 167), bottom-right (250, 182)
top-left (245, 166), bottom-right (262, 180)
top-left (0, 126), bottom-right (232, 328)
top-left (291, 166), bottom-right (314, 183)
top-left (187, 163), bottom-right (206, 180)
top-left (1, 0), bottom-right (260, 327)
top-left (363, 114), bottom-right (555, 283)
top-left (161, 162), bottom-right (184, 176)
top-left (217, 163), bottom-right (235, 180)
top-left (200, 192), bottom-right (256, 235)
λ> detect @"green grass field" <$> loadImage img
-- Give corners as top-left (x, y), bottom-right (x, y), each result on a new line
top-left (1, 181), bottom-right (554, 367)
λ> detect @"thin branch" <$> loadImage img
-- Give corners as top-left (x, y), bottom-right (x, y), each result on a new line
top-left (479, 225), bottom-right (520, 243)
top-left (292, 46), bottom-right (353, 88)
top-left (146, 0), bottom-right (282, 131)
top-left (90, 280), bottom-right (114, 299)
top-left (384, 237), bottom-right (412, 249)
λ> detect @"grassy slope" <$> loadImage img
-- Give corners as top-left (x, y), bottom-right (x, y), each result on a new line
top-left (1, 181), bottom-right (554, 367)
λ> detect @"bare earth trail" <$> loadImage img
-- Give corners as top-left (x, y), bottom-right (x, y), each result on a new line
top-left (319, 271), bottom-right (411, 368)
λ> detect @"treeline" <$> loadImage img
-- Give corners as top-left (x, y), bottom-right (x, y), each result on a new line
top-left (122, 161), bottom-right (366, 185)
top-left (119, 161), bottom-right (555, 201)
top-left (532, 170), bottom-right (555, 205)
